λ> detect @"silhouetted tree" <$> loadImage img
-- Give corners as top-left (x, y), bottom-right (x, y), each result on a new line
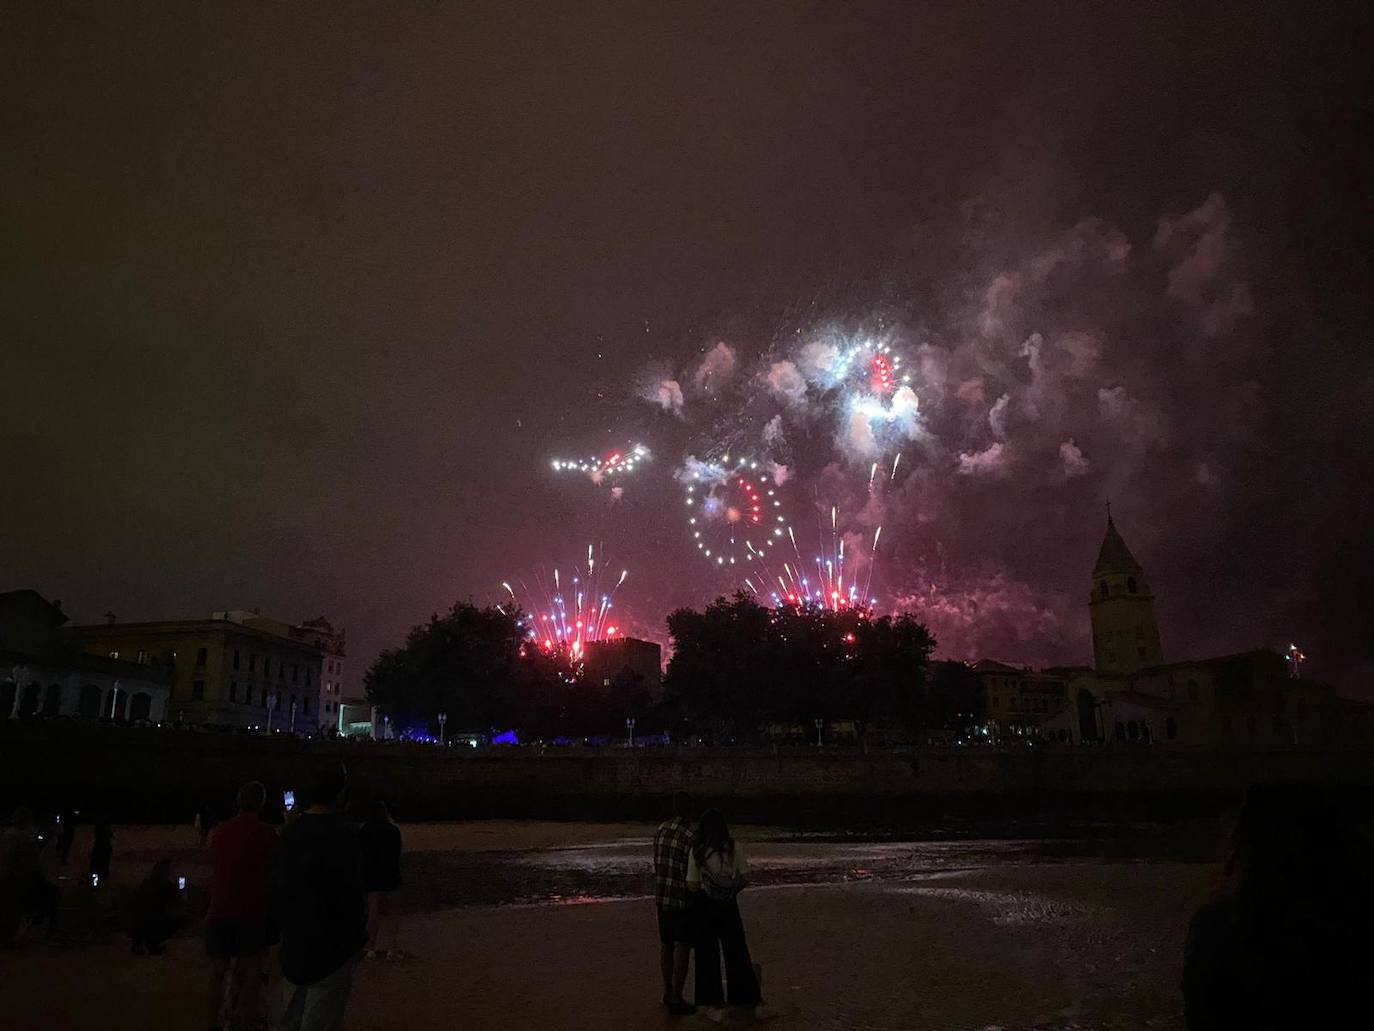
top-left (365, 602), bottom-right (565, 737)
top-left (662, 593), bottom-right (935, 742)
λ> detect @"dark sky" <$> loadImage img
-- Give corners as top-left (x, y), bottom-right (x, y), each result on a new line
top-left (4, 2), bottom-right (1372, 693)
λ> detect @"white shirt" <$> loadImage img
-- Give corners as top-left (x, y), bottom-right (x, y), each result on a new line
top-left (686, 842), bottom-right (749, 895)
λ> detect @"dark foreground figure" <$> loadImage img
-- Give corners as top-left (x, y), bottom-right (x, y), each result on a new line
top-left (1183, 781), bottom-right (1374, 1029)
top-left (689, 809), bottom-right (763, 1015)
top-left (275, 766), bottom-right (367, 1031)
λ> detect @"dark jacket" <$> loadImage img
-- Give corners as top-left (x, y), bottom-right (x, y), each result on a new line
top-left (275, 812), bottom-right (366, 985)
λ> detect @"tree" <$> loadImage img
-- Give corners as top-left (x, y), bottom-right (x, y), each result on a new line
top-left (364, 601), bottom-right (565, 737)
top-left (661, 593), bottom-right (936, 742)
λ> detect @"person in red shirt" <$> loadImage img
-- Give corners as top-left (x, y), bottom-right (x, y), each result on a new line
top-left (205, 781), bottom-right (279, 1031)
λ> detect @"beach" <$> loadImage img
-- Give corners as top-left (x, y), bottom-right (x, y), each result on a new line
top-left (0, 822), bottom-right (1220, 1030)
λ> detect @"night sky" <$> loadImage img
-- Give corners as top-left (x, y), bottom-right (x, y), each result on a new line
top-left (4, 3), bottom-right (1372, 692)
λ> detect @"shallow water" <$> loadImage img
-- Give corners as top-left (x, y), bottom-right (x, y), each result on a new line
top-left (399, 827), bottom-right (1220, 910)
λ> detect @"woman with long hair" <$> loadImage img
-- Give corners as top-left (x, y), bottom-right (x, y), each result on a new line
top-left (687, 809), bottom-right (764, 1019)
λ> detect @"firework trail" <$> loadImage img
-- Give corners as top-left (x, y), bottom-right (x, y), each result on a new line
top-left (499, 544), bottom-right (630, 659)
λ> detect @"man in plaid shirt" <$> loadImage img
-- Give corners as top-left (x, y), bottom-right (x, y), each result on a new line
top-left (654, 791), bottom-right (696, 1015)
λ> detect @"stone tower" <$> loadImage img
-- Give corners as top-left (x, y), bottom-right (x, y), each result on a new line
top-left (1089, 513), bottom-right (1163, 675)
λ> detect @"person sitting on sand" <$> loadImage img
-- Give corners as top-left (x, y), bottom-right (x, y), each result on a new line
top-left (127, 858), bottom-right (185, 955)
top-left (688, 809), bottom-right (772, 1022)
top-left (653, 791), bottom-right (697, 1016)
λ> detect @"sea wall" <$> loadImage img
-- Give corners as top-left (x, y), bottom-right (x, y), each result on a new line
top-left (3, 722), bottom-right (1372, 826)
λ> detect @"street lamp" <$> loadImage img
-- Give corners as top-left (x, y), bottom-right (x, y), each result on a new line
top-left (109, 680), bottom-right (122, 720)
top-left (9, 665), bottom-right (31, 719)
top-left (289, 698), bottom-right (298, 734)
top-left (383, 715), bottom-right (391, 740)
top-left (265, 693), bottom-right (278, 733)
top-left (626, 716), bottom-right (636, 748)
top-left (438, 711), bottom-right (448, 746)
top-left (814, 718), bottom-right (824, 747)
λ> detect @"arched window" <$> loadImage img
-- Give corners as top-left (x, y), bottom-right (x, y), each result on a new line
top-left (43, 683), bottom-right (62, 716)
top-left (1115, 720), bottom-right (1126, 741)
top-left (129, 693), bottom-right (152, 722)
top-left (1166, 717), bottom-right (1178, 740)
top-left (0, 681), bottom-right (14, 716)
top-left (18, 682), bottom-right (41, 717)
top-left (78, 684), bottom-right (103, 719)
top-left (1127, 576), bottom-right (1137, 594)
top-left (1127, 720), bottom-right (1139, 741)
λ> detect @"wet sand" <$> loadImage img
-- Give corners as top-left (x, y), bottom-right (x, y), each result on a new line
top-left (1, 822), bottom-right (1219, 1030)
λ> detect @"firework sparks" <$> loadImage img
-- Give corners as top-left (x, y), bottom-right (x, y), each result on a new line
top-left (500, 545), bottom-right (630, 660)
top-left (683, 454), bottom-right (790, 570)
top-left (550, 443), bottom-right (650, 486)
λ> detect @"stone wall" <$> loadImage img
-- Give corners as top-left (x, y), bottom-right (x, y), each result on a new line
top-left (3, 722), bottom-right (1372, 825)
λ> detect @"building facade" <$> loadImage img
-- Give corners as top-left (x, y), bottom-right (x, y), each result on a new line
top-left (289, 617), bottom-right (347, 728)
top-left (582, 636), bottom-right (663, 697)
top-left (0, 589), bottom-right (171, 722)
top-left (1021, 514), bottom-right (1374, 748)
top-left (69, 610), bottom-right (333, 732)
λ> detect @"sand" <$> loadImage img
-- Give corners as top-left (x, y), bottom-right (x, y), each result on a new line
top-left (0, 822), bottom-right (1216, 1030)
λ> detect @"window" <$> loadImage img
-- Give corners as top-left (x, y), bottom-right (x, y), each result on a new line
top-left (292, 664), bottom-right (299, 684)
top-left (1127, 721), bottom-right (1139, 741)
top-left (1166, 717), bottom-right (1177, 740)
top-left (278, 663), bottom-right (285, 681)
top-left (109, 650), bottom-right (119, 659)
top-left (192, 680), bottom-right (205, 701)
top-left (195, 647), bottom-right (207, 667)
top-left (263, 658), bottom-right (270, 677)
top-left (303, 696), bottom-right (311, 715)
top-left (1106, 650), bottom-right (1117, 665)
top-left (229, 680), bottom-right (238, 702)
top-left (137, 650), bottom-right (148, 664)
top-left (1138, 646), bottom-right (1148, 661)
top-left (1135, 625), bottom-right (1143, 640)
top-left (1010, 697), bottom-right (1019, 711)
top-left (992, 696), bottom-right (1000, 710)
top-left (1246, 715), bottom-right (1257, 737)
top-left (249, 654), bottom-right (257, 673)
top-left (305, 668), bottom-right (311, 686)
top-left (1188, 679), bottom-right (1199, 703)
top-left (233, 649), bottom-right (240, 671)
top-left (1115, 721), bottom-right (1126, 741)
top-left (1127, 577), bottom-right (1137, 594)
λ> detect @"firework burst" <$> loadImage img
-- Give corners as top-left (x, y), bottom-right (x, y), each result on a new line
top-left (550, 443), bottom-right (650, 487)
top-left (683, 454), bottom-right (790, 570)
top-left (500, 544), bottom-right (630, 659)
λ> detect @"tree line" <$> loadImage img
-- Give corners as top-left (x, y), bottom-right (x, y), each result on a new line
top-left (364, 593), bottom-right (983, 744)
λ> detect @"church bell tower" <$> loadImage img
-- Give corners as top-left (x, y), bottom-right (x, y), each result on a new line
top-left (1089, 512), bottom-right (1162, 675)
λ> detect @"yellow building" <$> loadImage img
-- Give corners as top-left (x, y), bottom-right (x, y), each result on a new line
top-left (69, 611), bottom-right (328, 732)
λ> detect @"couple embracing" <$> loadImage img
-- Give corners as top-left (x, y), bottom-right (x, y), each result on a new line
top-left (653, 791), bottom-right (773, 1021)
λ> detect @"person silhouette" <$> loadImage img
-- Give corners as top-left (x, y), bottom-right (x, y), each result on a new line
top-left (1183, 781), bottom-right (1374, 1029)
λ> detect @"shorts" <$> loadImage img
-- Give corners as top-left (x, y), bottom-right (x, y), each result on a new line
top-left (205, 917), bottom-right (277, 958)
top-left (657, 906), bottom-right (694, 945)
top-left (367, 890), bottom-right (396, 918)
